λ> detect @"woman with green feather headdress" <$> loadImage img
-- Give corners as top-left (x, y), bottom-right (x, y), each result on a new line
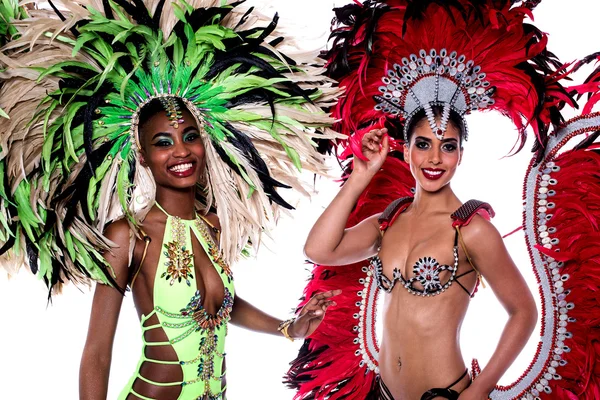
top-left (0, 0), bottom-right (342, 398)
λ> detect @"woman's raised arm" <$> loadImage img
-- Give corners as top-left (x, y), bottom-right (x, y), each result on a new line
top-left (304, 128), bottom-right (390, 266)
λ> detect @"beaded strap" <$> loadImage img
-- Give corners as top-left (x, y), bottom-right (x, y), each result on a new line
top-left (378, 197), bottom-right (414, 231)
top-left (451, 199), bottom-right (494, 228)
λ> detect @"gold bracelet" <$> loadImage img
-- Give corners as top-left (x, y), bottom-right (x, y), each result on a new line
top-left (277, 318), bottom-right (296, 342)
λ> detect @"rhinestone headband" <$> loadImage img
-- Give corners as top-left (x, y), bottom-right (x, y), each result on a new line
top-left (159, 96), bottom-right (185, 129)
top-left (374, 48), bottom-right (496, 141)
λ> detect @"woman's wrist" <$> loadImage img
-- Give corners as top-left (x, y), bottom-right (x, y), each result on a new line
top-left (347, 169), bottom-right (375, 190)
top-left (469, 375), bottom-right (495, 397)
top-left (277, 318), bottom-right (297, 341)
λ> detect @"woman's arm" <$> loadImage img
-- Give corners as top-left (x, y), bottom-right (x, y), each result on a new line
top-left (230, 291), bottom-right (341, 339)
top-left (459, 217), bottom-right (538, 399)
top-left (304, 128), bottom-right (390, 266)
top-left (79, 219), bottom-right (132, 400)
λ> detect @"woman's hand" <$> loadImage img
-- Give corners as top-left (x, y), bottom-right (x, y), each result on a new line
top-left (288, 290), bottom-right (342, 339)
top-left (353, 128), bottom-right (390, 177)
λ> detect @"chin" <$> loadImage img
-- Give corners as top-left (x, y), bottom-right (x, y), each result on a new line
top-left (418, 180), bottom-right (451, 193)
top-left (156, 177), bottom-right (200, 191)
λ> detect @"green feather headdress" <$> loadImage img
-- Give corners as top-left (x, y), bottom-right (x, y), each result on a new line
top-left (0, 0), bottom-right (27, 119)
top-left (0, 0), bottom-right (341, 293)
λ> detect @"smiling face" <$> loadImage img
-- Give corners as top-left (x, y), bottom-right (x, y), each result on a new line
top-left (403, 116), bottom-right (463, 193)
top-left (138, 101), bottom-right (206, 191)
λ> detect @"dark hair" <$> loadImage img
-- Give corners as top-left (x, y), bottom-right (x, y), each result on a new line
top-left (137, 97), bottom-right (190, 146)
top-left (405, 105), bottom-right (466, 145)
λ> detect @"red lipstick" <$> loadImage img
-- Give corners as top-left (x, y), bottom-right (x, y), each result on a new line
top-left (168, 162), bottom-right (197, 178)
top-left (421, 168), bottom-right (445, 181)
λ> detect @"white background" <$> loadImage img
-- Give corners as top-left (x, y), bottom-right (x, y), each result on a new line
top-left (1, 0), bottom-right (599, 399)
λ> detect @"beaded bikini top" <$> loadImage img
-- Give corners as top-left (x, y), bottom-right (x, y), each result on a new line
top-left (371, 197), bottom-right (494, 297)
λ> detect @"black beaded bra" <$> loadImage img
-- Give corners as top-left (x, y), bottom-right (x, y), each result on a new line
top-left (370, 197), bottom-right (494, 298)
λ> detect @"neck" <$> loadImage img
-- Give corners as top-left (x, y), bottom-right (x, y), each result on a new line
top-left (155, 187), bottom-right (196, 219)
top-left (411, 184), bottom-right (460, 214)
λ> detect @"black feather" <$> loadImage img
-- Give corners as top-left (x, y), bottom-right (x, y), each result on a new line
top-left (48, 1), bottom-right (80, 37)
top-left (575, 129), bottom-right (600, 151)
top-left (24, 235), bottom-right (39, 274)
top-left (102, 0), bottom-right (114, 19)
top-left (211, 124), bottom-right (294, 209)
top-left (52, 141), bottom-right (115, 226)
top-left (82, 93), bottom-right (109, 176)
top-left (112, 0), bottom-right (155, 30)
top-left (152, 0), bottom-right (166, 29)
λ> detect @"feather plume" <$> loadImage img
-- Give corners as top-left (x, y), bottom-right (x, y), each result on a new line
top-left (0, 0), bottom-right (341, 294)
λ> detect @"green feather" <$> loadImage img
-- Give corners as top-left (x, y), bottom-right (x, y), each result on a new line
top-left (38, 61), bottom-right (98, 82)
top-left (116, 158), bottom-right (134, 223)
top-left (63, 231), bottom-right (77, 262)
top-left (14, 182), bottom-right (41, 240)
top-left (63, 102), bottom-right (88, 163)
top-left (37, 236), bottom-right (52, 280)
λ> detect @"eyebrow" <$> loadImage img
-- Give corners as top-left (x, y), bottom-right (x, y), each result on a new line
top-left (151, 132), bottom-right (172, 141)
top-left (414, 136), bottom-right (458, 143)
top-left (151, 126), bottom-right (198, 141)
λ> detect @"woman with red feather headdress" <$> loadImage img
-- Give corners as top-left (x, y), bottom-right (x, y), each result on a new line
top-left (284, 1), bottom-right (588, 399)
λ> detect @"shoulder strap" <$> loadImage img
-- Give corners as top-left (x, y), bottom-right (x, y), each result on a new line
top-left (129, 228), bottom-right (151, 290)
top-left (378, 197), bottom-right (414, 231)
top-left (451, 200), bottom-right (493, 291)
top-left (451, 199), bottom-right (494, 228)
top-left (198, 213), bottom-right (221, 243)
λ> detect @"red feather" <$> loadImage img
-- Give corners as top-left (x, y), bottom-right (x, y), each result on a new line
top-left (325, 0), bottom-right (571, 152)
top-left (285, 157), bottom-right (414, 399)
top-left (543, 148), bottom-right (600, 398)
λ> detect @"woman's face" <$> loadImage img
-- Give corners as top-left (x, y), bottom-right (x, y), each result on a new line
top-left (403, 117), bottom-right (462, 193)
top-left (139, 107), bottom-right (206, 191)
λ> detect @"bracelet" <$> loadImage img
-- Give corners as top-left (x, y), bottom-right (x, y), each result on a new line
top-left (277, 318), bottom-right (296, 342)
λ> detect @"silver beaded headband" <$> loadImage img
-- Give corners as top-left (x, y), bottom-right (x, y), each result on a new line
top-left (373, 48), bottom-right (496, 141)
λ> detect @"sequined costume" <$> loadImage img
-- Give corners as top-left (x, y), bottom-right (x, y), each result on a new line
top-left (120, 204), bottom-right (234, 400)
top-left (372, 198), bottom-right (494, 298)
top-left (284, 1), bottom-right (585, 399)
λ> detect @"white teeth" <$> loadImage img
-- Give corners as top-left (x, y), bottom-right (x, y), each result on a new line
top-left (169, 163), bottom-right (192, 172)
top-left (424, 169), bottom-right (443, 175)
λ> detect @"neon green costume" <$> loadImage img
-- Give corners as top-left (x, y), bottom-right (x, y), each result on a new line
top-left (120, 204), bottom-right (234, 400)
top-left (0, 0), bottom-right (337, 394)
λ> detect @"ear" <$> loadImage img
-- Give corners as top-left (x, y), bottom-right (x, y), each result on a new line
top-left (403, 142), bottom-right (410, 163)
top-left (139, 151), bottom-right (148, 167)
top-left (458, 147), bottom-right (464, 166)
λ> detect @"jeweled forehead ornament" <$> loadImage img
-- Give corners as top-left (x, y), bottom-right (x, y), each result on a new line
top-left (160, 96), bottom-right (185, 129)
top-left (374, 48), bottom-right (496, 141)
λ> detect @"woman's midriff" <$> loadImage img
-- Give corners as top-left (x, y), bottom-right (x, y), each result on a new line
top-left (378, 287), bottom-right (472, 400)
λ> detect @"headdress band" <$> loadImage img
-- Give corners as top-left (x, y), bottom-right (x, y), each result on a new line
top-left (374, 48), bottom-right (495, 141)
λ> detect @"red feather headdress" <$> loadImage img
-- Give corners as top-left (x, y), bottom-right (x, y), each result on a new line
top-left (285, 1), bottom-right (574, 399)
top-left (325, 0), bottom-right (572, 152)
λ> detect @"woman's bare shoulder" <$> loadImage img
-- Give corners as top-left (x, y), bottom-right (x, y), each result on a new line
top-left (104, 218), bottom-right (133, 245)
top-left (202, 211), bottom-right (222, 230)
top-left (460, 214), bottom-right (503, 253)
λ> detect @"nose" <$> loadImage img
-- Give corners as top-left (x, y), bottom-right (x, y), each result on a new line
top-left (173, 139), bottom-right (191, 158)
top-left (429, 145), bottom-right (441, 165)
